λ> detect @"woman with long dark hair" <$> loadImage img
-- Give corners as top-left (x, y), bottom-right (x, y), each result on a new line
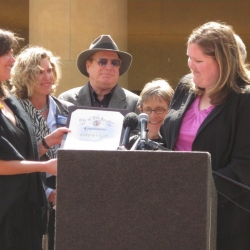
top-left (0, 29), bottom-right (69, 249)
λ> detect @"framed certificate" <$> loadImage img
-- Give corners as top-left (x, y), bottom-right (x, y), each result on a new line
top-left (61, 106), bottom-right (129, 150)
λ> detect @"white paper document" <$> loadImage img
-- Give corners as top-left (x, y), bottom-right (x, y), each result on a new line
top-left (63, 109), bottom-right (124, 150)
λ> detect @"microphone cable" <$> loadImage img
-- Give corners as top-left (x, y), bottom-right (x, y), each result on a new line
top-left (212, 170), bottom-right (250, 213)
top-left (216, 190), bottom-right (250, 213)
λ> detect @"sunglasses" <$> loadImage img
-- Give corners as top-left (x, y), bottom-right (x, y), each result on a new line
top-left (89, 58), bottom-right (122, 67)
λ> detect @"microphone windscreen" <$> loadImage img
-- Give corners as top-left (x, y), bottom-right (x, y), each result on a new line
top-left (123, 112), bottom-right (139, 130)
top-left (138, 113), bottom-right (149, 122)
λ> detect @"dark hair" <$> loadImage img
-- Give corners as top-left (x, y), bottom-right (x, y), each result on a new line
top-left (0, 29), bottom-right (20, 56)
top-left (0, 29), bottom-right (21, 98)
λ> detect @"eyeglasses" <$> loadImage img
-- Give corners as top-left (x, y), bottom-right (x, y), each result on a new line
top-left (142, 108), bottom-right (167, 114)
top-left (89, 58), bottom-right (122, 67)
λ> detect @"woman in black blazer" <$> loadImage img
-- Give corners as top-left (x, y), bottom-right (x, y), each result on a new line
top-left (0, 30), bottom-right (69, 249)
top-left (160, 21), bottom-right (250, 250)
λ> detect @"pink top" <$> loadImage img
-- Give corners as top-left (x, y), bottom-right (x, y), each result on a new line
top-left (175, 96), bottom-right (215, 151)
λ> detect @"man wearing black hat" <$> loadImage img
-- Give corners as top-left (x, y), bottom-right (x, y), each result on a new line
top-left (58, 35), bottom-right (139, 113)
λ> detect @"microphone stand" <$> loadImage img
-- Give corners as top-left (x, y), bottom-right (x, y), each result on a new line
top-left (137, 131), bottom-right (148, 150)
top-left (130, 136), bottom-right (141, 150)
top-left (133, 137), bottom-right (169, 151)
top-left (147, 140), bottom-right (170, 151)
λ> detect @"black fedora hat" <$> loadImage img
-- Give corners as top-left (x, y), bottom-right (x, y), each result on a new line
top-left (77, 34), bottom-right (132, 77)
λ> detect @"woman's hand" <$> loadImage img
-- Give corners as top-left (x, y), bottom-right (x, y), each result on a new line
top-left (44, 127), bottom-right (71, 147)
top-left (48, 189), bottom-right (57, 203)
top-left (44, 158), bottom-right (57, 176)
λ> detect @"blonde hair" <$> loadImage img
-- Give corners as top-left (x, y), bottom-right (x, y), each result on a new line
top-left (234, 34), bottom-right (247, 62)
top-left (138, 78), bottom-right (174, 107)
top-left (11, 46), bottom-right (61, 99)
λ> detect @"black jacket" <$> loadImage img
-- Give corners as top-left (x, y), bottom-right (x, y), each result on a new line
top-left (160, 75), bottom-right (250, 240)
top-left (58, 82), bottom-right (140, 114)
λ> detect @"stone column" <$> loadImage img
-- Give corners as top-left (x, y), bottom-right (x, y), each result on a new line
top-left (29, 0), bottom-right (128, 96)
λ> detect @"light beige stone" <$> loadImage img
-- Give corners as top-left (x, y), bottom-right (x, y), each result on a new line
top-left (128, 0), bottom-right (161, 35)
top-left (30, 0), bottom-right (128, 96)
top-left (29, 0), bottom-right (70, 60)
top-left (4, 0), bottom-right (250, 95)
top-left (161, 1), bottom-right (250, 35)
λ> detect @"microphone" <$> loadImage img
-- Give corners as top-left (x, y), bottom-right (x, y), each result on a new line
top-left (138, 113), bottom-right (149, 150)
top-left (117, 112), bottom-right (139, 150)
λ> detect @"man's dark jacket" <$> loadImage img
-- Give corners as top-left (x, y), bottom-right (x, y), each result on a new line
top-left (58, 83), bottom-right (139, 114)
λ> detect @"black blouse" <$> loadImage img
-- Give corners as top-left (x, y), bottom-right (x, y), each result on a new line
top-left (0, 95), bottom-right (46, 250)
top-left (0, 112), bottom-right (29, 158)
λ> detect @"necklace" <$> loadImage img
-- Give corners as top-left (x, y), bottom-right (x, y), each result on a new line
top-left (38, 103), bottom-right (48, 113)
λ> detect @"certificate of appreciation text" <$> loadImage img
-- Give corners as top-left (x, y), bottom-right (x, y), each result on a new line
top-left (62, 109), bottom-right (124, 150)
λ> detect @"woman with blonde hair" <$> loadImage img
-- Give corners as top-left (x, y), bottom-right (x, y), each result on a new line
top-left (138, 78), bottom-right (173, 140)
top-left (128, 78), bottom-right (173, 149)
top-left (11, 46), bottom-right (72, 250)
